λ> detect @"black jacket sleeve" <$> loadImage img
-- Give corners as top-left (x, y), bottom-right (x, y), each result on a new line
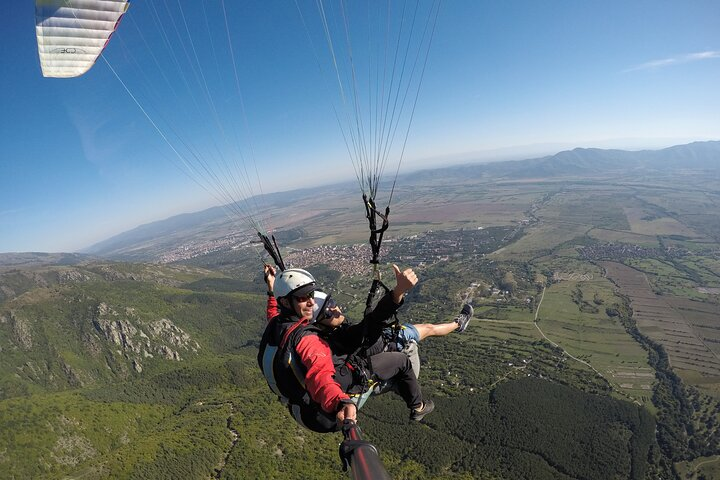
top-left (328, 292), bottom-right (403, 354)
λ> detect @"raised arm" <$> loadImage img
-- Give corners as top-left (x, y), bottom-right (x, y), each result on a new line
top-left (264, 264), bottom-right (279, 321)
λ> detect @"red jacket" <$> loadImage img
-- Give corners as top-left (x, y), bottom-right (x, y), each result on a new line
top-left (266, 296), bottom-right (349, 413)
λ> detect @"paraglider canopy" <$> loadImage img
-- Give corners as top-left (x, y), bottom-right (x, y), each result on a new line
top-left (35, 0), bottom-right (130, 78)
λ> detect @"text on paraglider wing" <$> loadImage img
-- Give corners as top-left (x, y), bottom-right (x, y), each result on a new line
top-left (50, 47), bottom-right (86, 55)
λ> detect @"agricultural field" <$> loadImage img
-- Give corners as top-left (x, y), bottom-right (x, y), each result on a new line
top-left (587, 227), bottom-right (661, 247)
top-left (632, 189), bottom-right (720, 242)
top-left (388, 184), bottom-right (542, 240)
top-left (623, 205), bottom-right (700, 237)
top-left (271, 181), bottom-right (543, 249)
top-left (623, 252), bottom-right (720, 298)
top-left (600, 262), bottom-right (720, 388)
top-left (534, 276), bottom-right (655, 405)
top-left (536, 189), bottom-right (632, 231)
top-left (492, 221), bottom-right (589, 258)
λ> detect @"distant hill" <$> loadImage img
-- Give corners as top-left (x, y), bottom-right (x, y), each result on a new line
top-left (79, 184), bottom-right (341, 261)
top-left (509, 141), bottom-right (720, 177)
top-left (81, 206), bottom-right (229, 260)
top-left (650, 141), bottom-right (720, 169)
top-left (407, 140), bottom-right (720, 182)
top-left (0, 252), bottom-right (92, 270)
top-left (78, 140), bottom-right (719, 261)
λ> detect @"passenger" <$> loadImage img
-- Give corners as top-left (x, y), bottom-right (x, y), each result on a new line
top-left (311, 290), bottom-right (473, 378)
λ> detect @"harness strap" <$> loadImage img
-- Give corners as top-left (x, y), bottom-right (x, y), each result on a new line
top-left (363, 194), bottom-right (390, 266)
top-left (364, 277), bottom-right (391, 318)
top-left (287, 350), bottom-right (307, 389)
top-left (347, 379), bottom-right (380, 410)
top-left (363, 277), bottom-right (399, 343)
top-left (258, 232), bottom-right (286, 271)
top-left (280, 318), bottom-right (308, 350)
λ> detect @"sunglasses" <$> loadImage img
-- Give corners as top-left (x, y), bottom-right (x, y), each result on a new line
top-left (316, 297), bottom-right (338, 322)
top-left (293, 291), bottom-right (315, 303)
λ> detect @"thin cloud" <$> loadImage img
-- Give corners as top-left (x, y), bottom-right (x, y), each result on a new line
top-left (624, 50), bottom-right (720, 72)
top-left (0, 208), bottom-right (27, 217)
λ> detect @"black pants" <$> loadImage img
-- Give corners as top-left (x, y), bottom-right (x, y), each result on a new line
top-left (367, 351), bottom-right (423, 409)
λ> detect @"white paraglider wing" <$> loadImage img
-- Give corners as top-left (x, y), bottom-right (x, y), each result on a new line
top-left (35, 0), bottom-right (129, 78)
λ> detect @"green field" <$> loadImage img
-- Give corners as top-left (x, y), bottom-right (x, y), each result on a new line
top-left (493, 221), bottom-right (590, 258)
top-left (536, 279), bottom-right (654, 404)
top-left (588, 227), bottom-right (661, 246)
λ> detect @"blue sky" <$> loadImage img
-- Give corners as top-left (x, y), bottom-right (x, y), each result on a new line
top-left (1, 1), bottom-right (719, 253)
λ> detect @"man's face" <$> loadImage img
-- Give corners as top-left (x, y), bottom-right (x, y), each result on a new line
top-left (317, 304), bottom-right (345, 329)
top-left (292, 293), bottom-right (315, 320)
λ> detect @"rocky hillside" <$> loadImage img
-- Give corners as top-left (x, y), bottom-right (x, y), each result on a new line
top-left (0, 261), bottom-right (264, 398)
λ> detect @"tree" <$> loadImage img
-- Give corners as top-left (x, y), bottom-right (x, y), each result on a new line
top-left (500, 272), bottom-right (517, 294)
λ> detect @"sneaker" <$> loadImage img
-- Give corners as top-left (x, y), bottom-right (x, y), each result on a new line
top-left (455, 304), bottom-right (474, 332)
top-left (410, 399), bottom-right (435, 421)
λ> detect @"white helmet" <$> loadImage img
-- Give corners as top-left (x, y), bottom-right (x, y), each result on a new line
top-left (274, 268), bottom-right (316, 299)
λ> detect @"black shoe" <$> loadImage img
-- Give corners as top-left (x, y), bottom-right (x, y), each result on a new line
top-left (410, 399), bottom-right (435, 421)
top-left (455, 304), bottom-right (474, 332)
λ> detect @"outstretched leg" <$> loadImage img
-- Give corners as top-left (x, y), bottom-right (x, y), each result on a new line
top-left (413, 321), bottom-right (459, 341)
top-left (413, 304), bottom-right (475, 340)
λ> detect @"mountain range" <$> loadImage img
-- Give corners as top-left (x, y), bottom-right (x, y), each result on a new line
top-left (65, 141), bottom-right (719, 263)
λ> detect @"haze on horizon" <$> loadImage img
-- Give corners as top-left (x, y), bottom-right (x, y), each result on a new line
top-left (1, 1), bottom-right (718, 254)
